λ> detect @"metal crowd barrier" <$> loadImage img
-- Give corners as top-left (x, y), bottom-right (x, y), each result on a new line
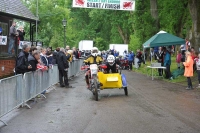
top-left (0, 74), bottom-right (24, 125)
top-left (68, 59), bottom-right (84, 77)
top-left (48, 65), bottom-right (59, 87)
top-left (0, 59), bottom-right (83, 125)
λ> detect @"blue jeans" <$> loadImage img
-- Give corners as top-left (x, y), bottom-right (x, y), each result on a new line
top-left (8, 37), bottom-right (15, 55)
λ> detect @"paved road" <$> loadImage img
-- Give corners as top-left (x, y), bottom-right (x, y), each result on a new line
top-left (0, 71), bottom-right (200, 133)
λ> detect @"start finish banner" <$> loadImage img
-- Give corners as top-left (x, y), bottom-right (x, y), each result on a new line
top-left (72, 0), bottom-right (135, 11)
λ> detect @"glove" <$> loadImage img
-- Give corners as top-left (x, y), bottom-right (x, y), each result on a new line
top-left (83, 62), bottom-right (89, 65)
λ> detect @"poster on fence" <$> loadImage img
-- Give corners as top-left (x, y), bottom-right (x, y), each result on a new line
top-left (72, 0), bottom-right (135, 11)
top-left (18, 41), bottom-right (31, 49)
top-left (0, 36), bottom-right (7, 45)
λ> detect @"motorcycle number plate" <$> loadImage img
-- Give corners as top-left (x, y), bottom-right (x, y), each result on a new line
top-left (107, 77), bottom-right (118, 81)
top-left (91, 69), bottom-right (98, 75)
top-left (90, 64), bottom-right (98, 69)
top-left (90, 64), bottom-right (98, 75)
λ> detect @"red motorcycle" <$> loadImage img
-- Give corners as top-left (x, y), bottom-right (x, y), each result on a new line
top-left (120, 59), bottom-right (129, 70)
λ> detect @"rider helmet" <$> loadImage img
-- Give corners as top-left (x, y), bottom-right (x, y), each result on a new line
top-left (91, 47), bottom-right (99, 56)
top-left (98, 51), bottom-right (101, 56)
top-left (107, 55), bottom-right (115, 66)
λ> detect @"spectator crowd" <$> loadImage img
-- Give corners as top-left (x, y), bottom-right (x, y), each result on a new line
top-left (13, 32), bottom-right (198, 91)
top-left (98, 38), bottom-right (200, 90)
top-left (15, 44), bottom-right (83, 89)
top-left (136, 38), bottom-right (199, 90)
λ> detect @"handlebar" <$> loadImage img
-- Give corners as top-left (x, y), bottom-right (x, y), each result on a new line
top-left (81, 64), bottom-right (122, 73)
top-left (81, 65), bottom-right (89, 70)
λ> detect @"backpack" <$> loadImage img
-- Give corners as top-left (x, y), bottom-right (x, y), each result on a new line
top-left (172, 68), bottom-right (184, 79)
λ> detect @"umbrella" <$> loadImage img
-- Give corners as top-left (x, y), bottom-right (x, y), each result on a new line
top-left (143, 31), bottom-right (185, 48)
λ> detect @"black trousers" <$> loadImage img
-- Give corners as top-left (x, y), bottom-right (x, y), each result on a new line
top-left (193, 64), bottom-right (196, 73)
top-left (181, 50), bottom-right (186, 62)
top-left (138, 59), bottom-right (145, 67)
top-left (187, 77), bottom-right (192, 88)
top-left (165, 65), bottom-right (171, 79)
top-left (197, 70), bottom-right (200, 84)
top-left (59, 70), bottom-right (69, 86)
top-left (128, 61), bottom-right (133, 70)
top-left (158, 62), bottom-right (163, 76)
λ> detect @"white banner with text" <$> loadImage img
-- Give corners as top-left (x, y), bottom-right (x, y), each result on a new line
top-left (72, 0), bottom-right (135, 11)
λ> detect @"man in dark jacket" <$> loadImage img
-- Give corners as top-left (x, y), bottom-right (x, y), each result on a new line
top-left (52, 47), bottom-right (60, 64)
top-left (163, 47), bottom-right (172, 79)
top-left (15, 44), bottom-right (32, 74)
top-left (28, 51), bottom-right (40, 71)
top-left (57, 48), bottom-right (72, 88)
top-left (156, 47), bottom-right (164, 76)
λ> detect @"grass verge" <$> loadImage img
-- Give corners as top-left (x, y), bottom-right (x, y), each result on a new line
top-left (132, 56), bottom-right (198, 87)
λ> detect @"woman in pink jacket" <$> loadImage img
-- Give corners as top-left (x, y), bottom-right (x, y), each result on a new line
top-left (183, 51), bottom-right (194, 90)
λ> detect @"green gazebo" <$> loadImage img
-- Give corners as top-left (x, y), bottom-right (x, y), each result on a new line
top-left (143, 31), bottom-right (185, 48)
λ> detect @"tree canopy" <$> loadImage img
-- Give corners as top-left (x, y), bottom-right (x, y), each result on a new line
top-left (21, 0), bottom-right (199, 52)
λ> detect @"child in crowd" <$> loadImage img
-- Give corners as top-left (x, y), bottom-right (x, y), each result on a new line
top-left (176, 51), bottom-right (181, 69)
top-left (195, 53), bottom-right (200, 88)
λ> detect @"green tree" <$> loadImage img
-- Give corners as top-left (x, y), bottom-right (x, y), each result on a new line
top-left (21, 0), bottom-right (200, 51)
top-left (94, 37), bottom-right (107, 51)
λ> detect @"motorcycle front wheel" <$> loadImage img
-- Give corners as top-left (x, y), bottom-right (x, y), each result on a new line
top-left (93, 76), bottom-right (99, 101)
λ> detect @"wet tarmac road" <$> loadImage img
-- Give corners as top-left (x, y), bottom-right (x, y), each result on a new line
top-left (0, 71), bottom-right (200, 133)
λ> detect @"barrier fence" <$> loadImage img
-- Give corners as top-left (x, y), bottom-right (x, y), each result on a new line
top-left (0, 59), bottom-right (84, 123)
top-left (0, 75), bottom-right (24, 120)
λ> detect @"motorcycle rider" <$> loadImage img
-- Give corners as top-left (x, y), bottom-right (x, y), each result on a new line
top-left (105, 55), bottom-right (120, 73)
top-left (83, 47), bottom-right (103, 88)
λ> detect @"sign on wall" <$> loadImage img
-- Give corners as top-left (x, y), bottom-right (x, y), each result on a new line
top-left (72, 0), bottom-right (135, 11)
top-left (0, 36), bottom-right (7, 45)
top-left (18, 41), bottom-right (31, 49)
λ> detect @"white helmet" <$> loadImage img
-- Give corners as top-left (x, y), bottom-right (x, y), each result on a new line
top-left (107, 55), bottom-right (115, 66)
top-left (91, 47), bottom-right (99, 56)
top-left (98, 51), bottom-right (101, 55)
